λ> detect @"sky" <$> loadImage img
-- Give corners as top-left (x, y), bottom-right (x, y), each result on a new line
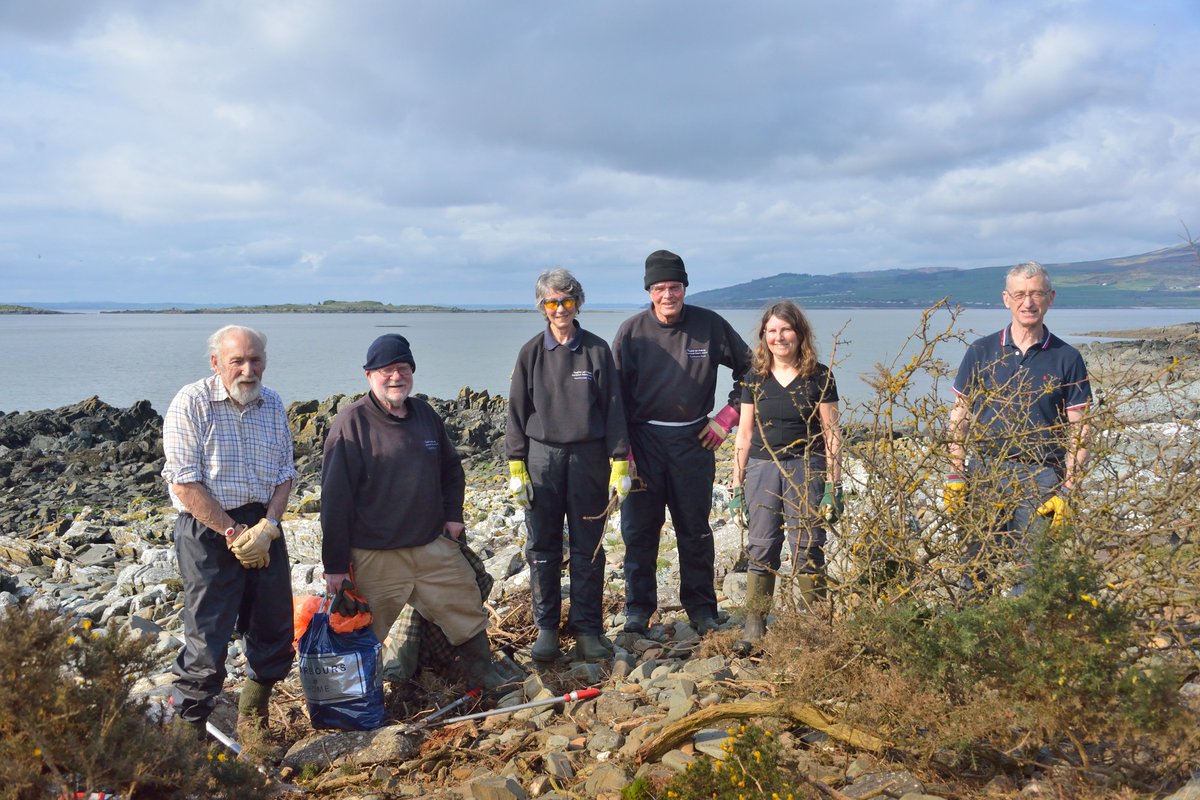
top-left (1, 1), bottom-right (1198, 307)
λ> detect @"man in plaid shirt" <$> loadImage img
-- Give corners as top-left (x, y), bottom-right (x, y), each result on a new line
top-left (162, 325), bottom-right (297, 742)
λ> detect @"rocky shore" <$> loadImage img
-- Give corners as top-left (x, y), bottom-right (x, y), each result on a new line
top-left (3, 327), bottom-right (1200, 799)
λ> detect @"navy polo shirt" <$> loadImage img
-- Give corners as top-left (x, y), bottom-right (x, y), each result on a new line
top-left (952, 324), bottom-right (1090, 467)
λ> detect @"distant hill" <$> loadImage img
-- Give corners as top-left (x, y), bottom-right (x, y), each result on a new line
top-left (689, 243), bottom-right (1200, 309)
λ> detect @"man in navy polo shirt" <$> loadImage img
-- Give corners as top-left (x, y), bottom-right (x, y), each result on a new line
top-left (945, 261), bottom-right (1091, 591)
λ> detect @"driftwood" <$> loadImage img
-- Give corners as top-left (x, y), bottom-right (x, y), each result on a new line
top-left (635, 698), bottom-right (887, 764)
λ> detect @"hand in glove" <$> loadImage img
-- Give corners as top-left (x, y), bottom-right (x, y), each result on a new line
top-left (943, 473), bottom-right (967, 515)
top-left (230, 517), bottom-right (280, 569)
top-left (698, 404), bottom-right (739, 451)
top-left (818, 481), bottom-right (845, 523)
top-left (1036, 492), bottom-right (1070, 529)
top-left (730, 485), bottom-right (746, 525)
top-left (609, 459), bottom-right (631, 502)
top-left (508, 460), bottom-right (533, 509)
top-left (330, 578), bottom-right (370, 616)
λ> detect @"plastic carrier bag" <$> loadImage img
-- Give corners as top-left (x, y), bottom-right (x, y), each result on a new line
top-left (297, 596), bottom-right (386, 730)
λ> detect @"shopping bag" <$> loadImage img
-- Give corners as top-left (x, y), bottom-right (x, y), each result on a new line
top-left (297, 596), bottom-right (386, 730)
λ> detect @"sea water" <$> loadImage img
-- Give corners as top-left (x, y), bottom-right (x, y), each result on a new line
top-left (1, 307), bottom-right (1196, 415)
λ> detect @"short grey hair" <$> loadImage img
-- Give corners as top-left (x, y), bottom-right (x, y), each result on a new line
top-left (534, 267), bottom-right (585, 307)
top-left (207, 325), bottom-right (267, 358)
top-left (1006, 261), bottom-right (1053, 290)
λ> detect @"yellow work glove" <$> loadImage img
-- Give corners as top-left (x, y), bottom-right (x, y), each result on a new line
top-left (508, 460), bottom-right (533, 510)
top-left (609, 459), bottom-right (631, 502)
top-left (943, 472), bottom-right (966, 515)
top-left (230, 517), bottom-right (280, 569)
top-left (1036, 493), bottom-right (1070, 529)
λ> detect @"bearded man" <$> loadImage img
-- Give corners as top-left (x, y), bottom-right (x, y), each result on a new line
top-left (162, 324), bottom-right (297, 743)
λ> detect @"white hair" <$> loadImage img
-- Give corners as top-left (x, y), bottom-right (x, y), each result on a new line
top-left (207, 325), bottom-right (267, 358)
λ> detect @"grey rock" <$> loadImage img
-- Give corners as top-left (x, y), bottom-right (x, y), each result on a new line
top-left (1165, 776), bottom-right (1200, 800)
top-left (660, 748), bottom-right (695, 772)
top-left (542, 751), bottom-right (573, 779)
top-left (843, 771), bottom-right (925, 799)
top-left (461, 774), bottom-right (528, 800)
top-left (694, 728), bottom-right (731, 759)
top-left (582, 764), bottom-right (629, 796)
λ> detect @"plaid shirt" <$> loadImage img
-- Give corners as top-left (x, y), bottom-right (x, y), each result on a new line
top-left (162, 374), bottom-right (298, 512)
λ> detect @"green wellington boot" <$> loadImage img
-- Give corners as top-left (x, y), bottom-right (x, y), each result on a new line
top-left (733, 572), bottom-right (775, 657)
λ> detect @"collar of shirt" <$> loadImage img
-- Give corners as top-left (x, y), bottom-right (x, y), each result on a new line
top-left (1000, 324), bottom-right (1051, 352)
top-left (204, 374), bottom-right (264, 409)
top-left (543, 321), bottom-right (583, 351)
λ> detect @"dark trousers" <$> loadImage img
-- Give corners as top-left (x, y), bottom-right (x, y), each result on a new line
top-left (961, 459), bottom-right (1061, 585)
top-left (621, 422), bottom-right (718, 622)
top-left (525, 438), bottom-right (609, 635)
top-left (171, 503), bottom-right (294, 723)
top-left (744, 455), bottom-right (827, 576)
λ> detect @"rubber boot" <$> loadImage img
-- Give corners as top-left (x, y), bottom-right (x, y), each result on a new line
top-left (622, 612), bottom-right (650, 635)
top-left (794, 572), bottom-right (818, 612)
top-left (573, 634), bottom-right (610, 662)
top-left (171, 715), bottom-right (206, 742)
top-left (458, 631), bottom-right (509, 691)
top-left (237, 679), bottom-right (280, 762)
top-left (531, 629), bottom-right (562, 663)
top-left (733, 572), bottom-right (775, 657)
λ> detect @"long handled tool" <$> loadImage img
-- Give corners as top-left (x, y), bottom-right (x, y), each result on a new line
top-left (425, 687), bottom-right (600, 729)
top-left (398, 688), bottom-right (482, 733)
top-left (205, 721), bottom-right (242, 756)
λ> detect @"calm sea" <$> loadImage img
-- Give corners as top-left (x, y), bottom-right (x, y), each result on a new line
top-left (1, 307), bottom-right (1196, 416)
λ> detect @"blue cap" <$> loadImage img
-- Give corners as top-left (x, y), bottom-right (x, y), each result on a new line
top-left (363, 334), bottom-right (416, 372)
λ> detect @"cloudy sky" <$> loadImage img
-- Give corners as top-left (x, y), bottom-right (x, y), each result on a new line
top-left (2, 1), bottom-right (1198, 306)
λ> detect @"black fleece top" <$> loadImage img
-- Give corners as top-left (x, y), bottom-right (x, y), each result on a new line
top-left (320, 392), bottom-right (465, 574)
top-left (505, 322), bottom-right (628, 460)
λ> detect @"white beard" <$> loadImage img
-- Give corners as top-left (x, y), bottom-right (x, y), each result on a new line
top-left (228, 378), bottom-right (262, 405)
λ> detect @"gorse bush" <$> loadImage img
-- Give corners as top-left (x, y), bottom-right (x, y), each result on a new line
top-left (0, 605), bottom-right (270, 799)
top-left (744, 304), bottom-right (1200, 790)
top-left (624, 724), bottom-right (812, 800)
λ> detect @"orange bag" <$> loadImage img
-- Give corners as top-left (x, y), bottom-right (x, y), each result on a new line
top-left (293, 594), bottom-right (323, 649)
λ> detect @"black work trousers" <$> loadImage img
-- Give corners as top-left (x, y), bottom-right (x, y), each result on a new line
top-left (620, 422), bottom-right (718, 623)
top-left (171, 503), bottom-right (294, 723)
top-left (525, 438), bottom-right (610, 635)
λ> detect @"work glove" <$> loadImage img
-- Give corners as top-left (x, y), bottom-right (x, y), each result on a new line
top-left (1036, 492), bottom-right (1070, 529)
top-left (943, 472), bottom-right (967, 515)
top-left (330, 578), bottom-right (371, 616)
top-left (609, 459), bottom-right (631, 502)
top-left (230, 517), bottom-right (280, 569)
top-left (698, 404), bottom-right (739, 450)
top-left (730, 485), bottom-right (746, 526)
top-left (508, 460), bottom-right (533, 509)
top-left (819, 481), bottom-right (845, 523)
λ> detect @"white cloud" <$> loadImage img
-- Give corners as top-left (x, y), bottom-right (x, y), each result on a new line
top-left (0, 0), bottom-right (1197, 304)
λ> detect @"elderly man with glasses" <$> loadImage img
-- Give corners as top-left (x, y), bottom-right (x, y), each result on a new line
top-left (320, 334), bottom-right (507, 691)
top-left (945, 261), bottom-right (1092, 594)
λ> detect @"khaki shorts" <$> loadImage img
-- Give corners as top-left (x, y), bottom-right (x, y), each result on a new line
top-left (351, 535), bottom-right (488, 646)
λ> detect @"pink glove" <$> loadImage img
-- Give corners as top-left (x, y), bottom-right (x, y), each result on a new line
top-left (698, 404), bottom-right (739, 450)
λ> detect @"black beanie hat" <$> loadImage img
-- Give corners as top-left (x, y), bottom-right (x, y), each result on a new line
top-left (363, 333), bottom-right (416, 372)
top-left (643, 250), bottom-right (689, 290)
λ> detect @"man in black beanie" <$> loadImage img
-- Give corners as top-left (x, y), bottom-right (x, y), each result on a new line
top-left (612, 250), bottom-right (752, 635)
top-left (320, 333), bottom-right (507, 691)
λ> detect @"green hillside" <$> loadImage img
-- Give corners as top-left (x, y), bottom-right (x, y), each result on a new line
top-left (689, 243), bottom-right (1200, 309)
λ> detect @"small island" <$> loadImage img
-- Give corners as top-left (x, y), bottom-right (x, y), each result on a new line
top-left (0, 304), bottom-right (62, 315)
top-left (107, 299), bottom-right (472, 314)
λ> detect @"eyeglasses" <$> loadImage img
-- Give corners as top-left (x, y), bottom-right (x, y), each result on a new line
top-left (541, 296), bottom-right (577, 312)
top-left (1006, 290), bottom-right (1050, 302)
top-left (373, 363), bottom-right (412, 377)
top-left (649, 283), bottom-right (684, 296)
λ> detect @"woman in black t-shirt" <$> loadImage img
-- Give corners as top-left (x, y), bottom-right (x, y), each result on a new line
top-left (730, 300), bottom-right (842, 656)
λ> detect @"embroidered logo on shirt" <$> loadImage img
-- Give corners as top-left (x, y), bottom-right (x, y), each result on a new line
top-left (572, 370), bottom-right (594, 382)
top-left (424, 439), bottom-right (439, 451)
top-left (686, 348), bottom-right (709, 360)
